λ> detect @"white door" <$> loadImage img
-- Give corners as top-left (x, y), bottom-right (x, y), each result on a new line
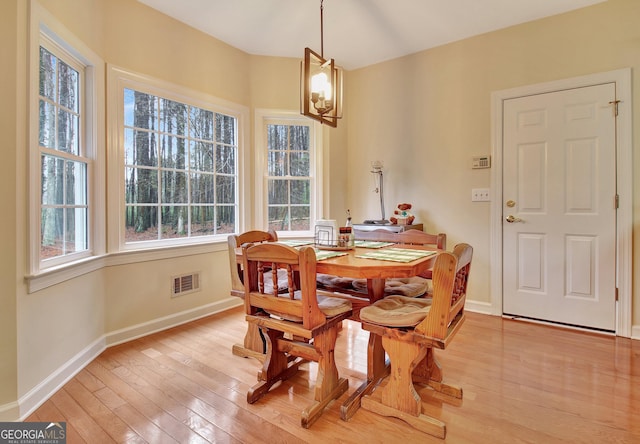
top-left (502, 83), bottom-right (617, 331)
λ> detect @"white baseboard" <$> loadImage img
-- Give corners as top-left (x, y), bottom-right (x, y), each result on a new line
top-left (18, 335), bottom-right (106, 420)
top-left (16, 298), bottom-right (242, 421)
top-left (631, 325), bottom-right (640, 341)
top-left (105, 297), bottom-right (241, 347)
top-left (0, 400), bottom-right (19, 422)
top-left (465, 299), bottom-right (495, 315)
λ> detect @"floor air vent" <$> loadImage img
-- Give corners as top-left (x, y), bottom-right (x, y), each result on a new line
top-left (172, 272), bottom-right (200, 297)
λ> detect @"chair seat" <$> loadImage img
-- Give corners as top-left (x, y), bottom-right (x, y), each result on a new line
top-left (352, 276), bottom-right (429, 298)
top-left (267, 290), bottom-right (353, 322)
top-left (316, 273), bottom-right (356, 290)
top-left (359, 295), bottom-right (432, 327)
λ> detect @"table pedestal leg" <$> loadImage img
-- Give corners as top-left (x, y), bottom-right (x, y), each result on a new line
top-left (340, 332), bottom-right (389, 420)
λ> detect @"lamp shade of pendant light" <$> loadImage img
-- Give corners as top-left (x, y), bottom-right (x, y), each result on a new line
top-left (301, 1), bottom-right (343, 127)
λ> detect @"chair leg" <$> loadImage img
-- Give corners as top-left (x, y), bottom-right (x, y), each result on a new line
top-left (247, 328), bottom-right (303, 404)
top-left (361, 336), bottom-right (447, 439)
top-left (380, 337), bottom-right (426, 416)
top-left (413, 349), bottom-right (463, 400)
top-left (232, 323), bottom-right (266, 362)
top-left (301, 326), bottom-right (349, 428)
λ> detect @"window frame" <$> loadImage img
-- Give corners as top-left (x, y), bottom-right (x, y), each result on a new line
top-left (254, 109), bottom-right (323, 238)
top-left (27, 2), bottom-right (106, 289)
top-left (107, 66), bottom-right (249, 252)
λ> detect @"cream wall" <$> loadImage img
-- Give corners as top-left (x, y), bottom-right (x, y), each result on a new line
top-left (0, 0), bottom-right (20, 419)
top-left (346, 0), bottom-right (639, 323)
top-left (2, 0), bottom-right (638, 422)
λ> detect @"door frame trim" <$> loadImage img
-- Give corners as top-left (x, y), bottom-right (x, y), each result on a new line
top-left (490, 68), bottom-right (632, 337)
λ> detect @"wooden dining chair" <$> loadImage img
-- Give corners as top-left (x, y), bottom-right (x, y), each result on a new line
top-left (228, 229), bottom-right (287, 361)
top-left (357, 243), bottom-right (472, 439)
top-left (242, 243), bottom-right (353, 428)
top-left (351, 228), bottom-right (447, 297)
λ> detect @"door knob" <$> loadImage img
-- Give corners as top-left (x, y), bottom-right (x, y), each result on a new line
top-left (505, 215), bottom-right (523, 223)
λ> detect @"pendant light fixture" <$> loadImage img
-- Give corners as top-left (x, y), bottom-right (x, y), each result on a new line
top-left (301, 0), bottom-right (343, 127)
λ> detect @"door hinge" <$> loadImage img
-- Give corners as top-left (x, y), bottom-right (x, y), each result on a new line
top-left (615, 287), bottom-right (619, 302)
top-left (609, 100), bottom-right (620, 116)
top-left (615, 194), bottom-right (619, 209)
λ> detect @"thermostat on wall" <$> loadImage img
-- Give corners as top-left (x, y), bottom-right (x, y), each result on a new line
top-left (472, 156), bottom-right (491, 169)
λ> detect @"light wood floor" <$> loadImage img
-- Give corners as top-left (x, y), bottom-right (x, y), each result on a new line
top-left (26, 307), bottom-right (640, 443)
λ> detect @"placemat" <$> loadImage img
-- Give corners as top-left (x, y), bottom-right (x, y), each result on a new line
top-left (314, 249), bottom-right (348, 261)
top-left (355, 248), bottom-right (437, 263)
top-left (354, 240), bottom-right (395, 249)
top-left (278, 239), bottom-right (314, 247)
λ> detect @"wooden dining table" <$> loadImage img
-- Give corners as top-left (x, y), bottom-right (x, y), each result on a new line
top-left (234, 242), bottom-right (440, 421)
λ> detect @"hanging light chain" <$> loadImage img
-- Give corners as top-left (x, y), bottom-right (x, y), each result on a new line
top-left (320, 0), bottom-right (324, 58)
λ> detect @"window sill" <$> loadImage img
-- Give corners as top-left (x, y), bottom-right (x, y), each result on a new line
top-left (25, 241), bottom-right (227, 293)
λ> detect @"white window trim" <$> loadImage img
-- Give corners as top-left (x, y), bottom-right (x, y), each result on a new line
top-left (26, 1), bottom-right (106, 290)
top-left (106, 65), bottom-right (249, 252)
top-left (254, 109), bottom-right (323, 238)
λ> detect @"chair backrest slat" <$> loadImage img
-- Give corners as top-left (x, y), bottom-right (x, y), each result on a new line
top-left (228, 230), bottom-right (278, 296)
top-left (243, 244), bottom-right (325, 330)
top-left (415, 243), bottom-right (472, 340)
top-left (354, 228), bottom-right (446, 249)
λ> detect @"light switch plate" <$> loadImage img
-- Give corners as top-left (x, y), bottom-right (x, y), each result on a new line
top-left (472, 188), bottom-right (490, 202)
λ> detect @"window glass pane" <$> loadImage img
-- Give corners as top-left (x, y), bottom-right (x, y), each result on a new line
top-left (268, 151), bottom-right (287, 176)
top-left (41, 155), bottom-right (65, 205)
top-left (190, 206), bottom-right (215, 236)
top-left (216, 113), bottom-right (235, 144)
top-left (125, 206), bottom-right (158, 242)
top-left (160, 98), bottom-right (188, 136)
top-left (291, 206), bottom-right (310, 231)
top-left (160, 134), bottom-right (187, 169)
top-left (161, 170), bottom-right (188, 203)
top-left (41, 207), bottom-right (63, 258)
top-left (216, 205), bottom-right (235, 234)
top-left (268, 206), bottom-right (289, 231)
top-left (290, 151), bottom-right (309, 177)
top-left (57, 109), bottom-right (78, 154)
top-left (216, 144), bottom-right (235, 174)
top-left (39, 47), bottom-right (57, 100)
top-left (65, 207), bottom-right (87, 251)
top-left (125, 129), bottom-right (157, 167)
top-left (160, 205), bottom-right (189, 239)
top-left (66, 160), bottom-right (87, 206)
top-left (289, 126), bottom-right (309, 151)
top-left (126, 89), bottom-right (157, 130)
top-left (216, 175), bottom-right (235, 204)
top-left (268, 124), bottom-right (287, 151)
top-left (290, 179), bottom-right (309, 205)
top-left (190, 172), bottom-right (214, 203)
top-left (268, 179), bottom-right (288, 205)
top-left (125, 167), bottom-right (158, 204)
top-left (190, 107), bottom-right (214, 141)
top-left (58, 61), bottom-right (78, 112)
top-left (190, 141), bottom-right (214, 172)
top-left (39, 100), bottom-right (56, 149)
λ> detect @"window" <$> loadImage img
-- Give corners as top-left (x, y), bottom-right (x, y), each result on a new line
top-left (110, 68), bottom-right (246, 249)
top-left (123, 89), bottom-right (237, 242)
top-left (257, 111), bottom-right (322, 236)
top-left (266, 124), bottom-right (311, 231)
top-left (36, 38), bottom-right (91, 268)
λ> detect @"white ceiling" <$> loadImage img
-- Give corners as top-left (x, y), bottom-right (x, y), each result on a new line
top-left (137, 0), bottom-right (606, 70)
